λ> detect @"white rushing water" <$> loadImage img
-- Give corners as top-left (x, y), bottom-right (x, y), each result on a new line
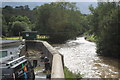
top-left (55, 37), bottom-right (119, 78)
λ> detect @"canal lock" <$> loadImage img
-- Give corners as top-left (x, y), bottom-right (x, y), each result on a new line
top-left (25, 50), bottom-right (51, 79)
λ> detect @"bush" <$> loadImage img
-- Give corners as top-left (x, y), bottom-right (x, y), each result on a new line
top-left (11, 21), bottom-right (30, 36)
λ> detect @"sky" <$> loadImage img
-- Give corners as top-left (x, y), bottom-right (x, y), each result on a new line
top-left (0, 0), bottom-right (118, 14)
top-left (1, 2), bottom-right (98, 14)
top-left (0, 0), bottom-right (118, 2)
top-left (1, 0), bottom-right (98, 2)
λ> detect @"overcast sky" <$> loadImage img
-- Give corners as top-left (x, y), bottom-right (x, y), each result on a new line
top-left (1, 0), bottom-right (98, 2)
top-left (1, 0), bottom-right (118, 14)
top-left (1, 0), bottom-right (118, 2)
top-left (0, 0), bottom-right (118, 14)
top-left (2, 2), bottom-right (98, 14)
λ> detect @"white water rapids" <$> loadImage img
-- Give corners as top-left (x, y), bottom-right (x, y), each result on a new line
top-left (54, 37), bottom-right (120, 78)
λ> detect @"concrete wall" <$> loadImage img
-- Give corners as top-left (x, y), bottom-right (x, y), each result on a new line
top-left (51, 54), bottom-right (64, 78)
top-left (25, 40), bottom-right (64, 78)
top-left (19, 45), bottom-right (26, 56)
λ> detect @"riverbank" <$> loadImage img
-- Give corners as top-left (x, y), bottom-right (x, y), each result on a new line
top-left (84, 35), bottom-right (96, 42)
top-left (64, 66), bottom-right (82, 79)
top-left (55, 37), bottom-right (120, 78)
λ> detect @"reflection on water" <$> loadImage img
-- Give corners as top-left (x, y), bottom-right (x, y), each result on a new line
top-left (54, 37), bottom-right (120, 78)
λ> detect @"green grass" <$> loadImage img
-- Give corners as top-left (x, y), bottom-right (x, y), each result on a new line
top-left (85, 35), bottom-right (96, 42)
top-left (64, 66), bottom-right (82, 80)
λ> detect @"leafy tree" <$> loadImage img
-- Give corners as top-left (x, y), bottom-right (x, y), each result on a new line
top-left (11, 21), bottom-right (30, 36)
top-left (35, 2), bottom-right (85, 43)
top-left (10, 15), bottom-right (31, 24)
top-left (2, 15), bottom-right (8, 37)
top-left (2, 5), bottom-right (35, 24)
top-left (2, 5), bottom-right (35, 36)
top-left (88, 2), bottom-right (119, 58)
top-left (3, 6), bottom-right (13, 11)
top-left (7, 15), bottom-right (32, 36)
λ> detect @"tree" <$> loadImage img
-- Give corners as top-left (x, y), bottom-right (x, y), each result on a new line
top-left (88, 2), bottom-right (119, 58)
top-left (11, 21), bottom-right (30, 36)
top-left (2, 15), bottom-right (8, 37)
top-left (7, 15), bottom-right (32, 36)
top-left (2, 5), bottom-right (35, 36)
top-left (3, 6), bottom-right (13, 11)
top-left (35, 2), bottom-right (84, 43)
top-left (3, 5), bottom-right (35, 24)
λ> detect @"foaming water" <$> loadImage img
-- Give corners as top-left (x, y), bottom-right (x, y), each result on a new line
top-left (54, 37), bottom-right (120, 78)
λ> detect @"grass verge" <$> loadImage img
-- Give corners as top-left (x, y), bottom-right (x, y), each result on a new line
top-left (64, 66), bottom-right (82, 80)
top-left (85, 35), bottom-right (96, 42)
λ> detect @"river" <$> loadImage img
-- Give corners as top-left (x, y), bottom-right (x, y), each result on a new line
top-left (54, 37), bottom-right (120, 78)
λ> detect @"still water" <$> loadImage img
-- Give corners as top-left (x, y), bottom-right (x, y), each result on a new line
top-left (54, 37), bottom-right (120, 78)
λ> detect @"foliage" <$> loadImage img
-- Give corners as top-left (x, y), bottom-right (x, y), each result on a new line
top-left (11, 21), bottom-right (30, 36)
top-left (2, 15), bottom-right (8, 37)
top-left (2, 5), bottom-right (35, 23)
top-left (35, 2), bottom-right (86, 43)
top-left (2, 2), bottom-right (119, 58)
top-left (88, 2), bottom-right (119, 58)
top-left (9, 16), bottom-right (32, 35)
top-left (9, 15), bottom-right (31, 24)
top-left (84, 34), bottom-right (96, 42)
top-left (2, 5), bottom-right (35, 36)
top-left (3, 2), bottom-right (119, 59)
top-left (2, 3), bottom-right (88, 43)
top-left (2, 7), bottom-right (32, 36)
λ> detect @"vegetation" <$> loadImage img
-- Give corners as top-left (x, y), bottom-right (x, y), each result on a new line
top-left (2, 2), bottom-right (88, 43)
top-left (64, 66), bottom-right (82, 80)
top-left (2, 5), bottom-right (35, 37)
top-left (86, 2), bottom-right (119, 58)
top-left (1, 1), bottom-right (119, 58)
top-left (84, 34), bottom-right (96, 42)
top-left (35, 2), bottom-right (87, 43)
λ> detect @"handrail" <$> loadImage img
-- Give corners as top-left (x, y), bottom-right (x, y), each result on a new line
top-left (6, 56), bottom-right (25, 65)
